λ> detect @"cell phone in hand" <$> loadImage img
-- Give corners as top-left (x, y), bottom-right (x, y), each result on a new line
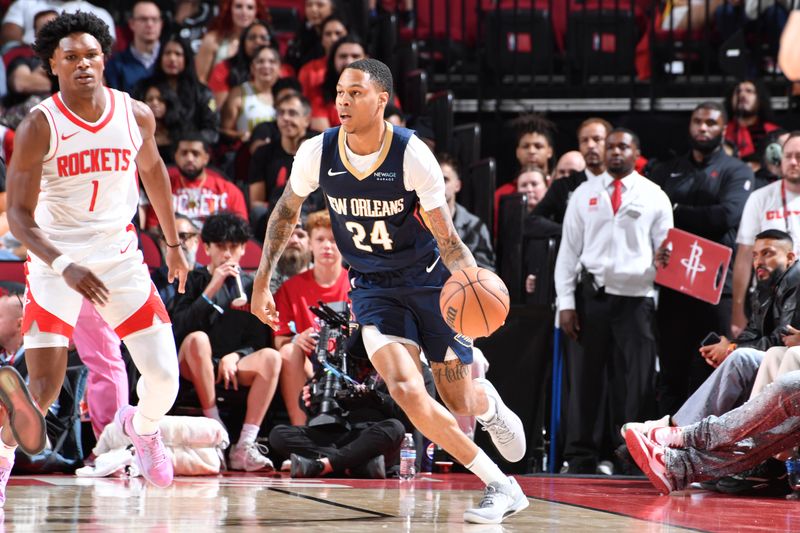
top-left (700, 331), bottom-right (721, 347)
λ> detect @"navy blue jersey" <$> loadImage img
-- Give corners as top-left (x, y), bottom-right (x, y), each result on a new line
top-left (319, 125), bottom-right (438, 274)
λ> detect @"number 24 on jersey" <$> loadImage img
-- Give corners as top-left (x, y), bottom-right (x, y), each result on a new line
top-left (345, 220), bottom-right (394, 252)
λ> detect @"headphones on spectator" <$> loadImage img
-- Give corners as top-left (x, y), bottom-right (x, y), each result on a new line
top-left (765, 142), bottom-right (783, 166)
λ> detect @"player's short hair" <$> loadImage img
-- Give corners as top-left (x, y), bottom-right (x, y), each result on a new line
top-left (306, 210), bottom-right (332, 235)
top-left (345, 58), bottom-right (393, 98)
top-left (577, 117), bottom-right (612, 139)
top-left (692, 101), bottom-right (728, 123)
top-left (755, 229), bottom-right (794, 248)
top-left (201, 212), bottom-right (252, 245)
top-left (607, 127), bottom-right (641, 150)
top-left (34, 12), bottom-right (114, 75)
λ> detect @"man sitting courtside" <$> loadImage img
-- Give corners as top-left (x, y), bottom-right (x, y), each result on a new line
top-left (170, 213), bottom-right (281, 471)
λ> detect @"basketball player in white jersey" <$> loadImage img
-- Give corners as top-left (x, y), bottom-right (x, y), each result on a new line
top-left (4, 12), bottom-right (189, 496)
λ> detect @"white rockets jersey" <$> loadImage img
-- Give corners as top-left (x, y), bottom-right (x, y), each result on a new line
top-left (32, 88), bottom-right (141, 244)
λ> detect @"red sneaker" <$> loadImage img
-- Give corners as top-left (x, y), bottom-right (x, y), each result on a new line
top-left (116, 406), bottom-right (173, 488)
top-left (0, 367), bottom-right (46, 455)
top-left (625, 428), bottom-right (675, 495)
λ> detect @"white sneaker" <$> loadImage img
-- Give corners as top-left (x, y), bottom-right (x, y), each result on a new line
top-left (229, 441), bottom-right (274, 472)
top-left (620, 414), bottom-right (670, 439)
top-left (463, 477), bottom-right (529, 524)
top-left (475, 378), bottom-right (526, 462)
top-left (280, 459), bottom-right (292, 472)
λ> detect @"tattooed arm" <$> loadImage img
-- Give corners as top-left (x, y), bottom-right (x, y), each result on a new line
top-left (425, 205), bottom-right (477, 273)
top-left (251, 182), bottom-right (306, 328)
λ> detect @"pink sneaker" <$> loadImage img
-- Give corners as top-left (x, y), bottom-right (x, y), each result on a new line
top-left (624, 428), bottom-right (675, 495)
top-left (0, 455), bottom-right (13, 506)
top-left (116, 406), bottom-right (173, 488)
top-left (0, 366), bottom-right (46, 455)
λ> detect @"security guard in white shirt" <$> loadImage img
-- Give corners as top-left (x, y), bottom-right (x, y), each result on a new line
top-left (554, 128), bottom-right (673, 473)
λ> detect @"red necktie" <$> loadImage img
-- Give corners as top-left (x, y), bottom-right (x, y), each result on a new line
top-left (611, 179), bottom-right (623, 214)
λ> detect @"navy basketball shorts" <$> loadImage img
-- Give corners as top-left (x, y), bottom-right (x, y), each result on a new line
top-left (349, 252), bottom-right (473, 365)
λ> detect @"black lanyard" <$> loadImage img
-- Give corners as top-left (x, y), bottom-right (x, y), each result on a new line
top-left (782, 180), bottom-right (791, 234)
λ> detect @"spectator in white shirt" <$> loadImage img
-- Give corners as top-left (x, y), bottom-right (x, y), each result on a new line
top-left (732, 132), bottom-right (800, 335)
top-left (554, 128), bottom-right (673, 474)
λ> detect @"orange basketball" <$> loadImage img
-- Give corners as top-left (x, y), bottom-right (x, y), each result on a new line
top-left (439, 267), bottom-right (510, 338)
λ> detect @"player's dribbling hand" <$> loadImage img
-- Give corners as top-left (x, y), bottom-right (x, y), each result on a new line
top-left (166, 247), bottom-right (190, 294)
top-left (251, 274), bottom-right (280, 329)
top-left (63, 264), bottom-right (110, 306)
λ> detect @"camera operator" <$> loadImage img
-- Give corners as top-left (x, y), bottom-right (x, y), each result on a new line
top-left (269, 325), bottom-right (435, 479)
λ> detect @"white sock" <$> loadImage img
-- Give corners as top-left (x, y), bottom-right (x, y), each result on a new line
top-left (238, 424), bottom-right (260, 446)
top-left (132, 411), bottom-right (159, 436)
top-left (476, 394), bottom-right (497, 423)
top-left (203, 406), bottom-right (225, 426)
top-left (465, 449), bottom-right (509, 486)
top-left (0, 432), bottom-right (16, 459)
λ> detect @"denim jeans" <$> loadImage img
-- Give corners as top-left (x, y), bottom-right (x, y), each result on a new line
top-left (666, 370), bottom-right (800, 490)
top-left (672, 347), bottom-right (763, 426)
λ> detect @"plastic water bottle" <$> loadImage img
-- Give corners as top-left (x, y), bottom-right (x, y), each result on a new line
top-left (399, 433), bottom-right (416, 480)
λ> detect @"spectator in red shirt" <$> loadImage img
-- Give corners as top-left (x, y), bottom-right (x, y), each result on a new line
top-left (724, 79), bottom-right (780, 162)
top-left (145, 131), bottom-right (248, 230)
top-left (273, 210), bottom-right (350, 425)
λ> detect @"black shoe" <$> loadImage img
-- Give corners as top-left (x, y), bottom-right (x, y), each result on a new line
top-left (351, 455), bottom-right (386, 479)
top-left (716, 459), bottom-right (790, 497)
top-left (614, 444), bottom-right (643, 476)
top-left (698, 479), bottom-right (721, 492)
top-left (559, 460), bottom-right (597, 474)
top-left (290, 454), bottom-right (324, 478)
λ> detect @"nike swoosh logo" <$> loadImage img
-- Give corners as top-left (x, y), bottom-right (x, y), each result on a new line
top-left (669, 172), bottom-right (682, 178)
top-left (120, 239), bottom-right (134, 254)
top-left (328, 169), bottom-right (348, 176)
top-left (426, 256), bottom-right (441, 273)
top-left (61, 131), bottom-right (79, 141)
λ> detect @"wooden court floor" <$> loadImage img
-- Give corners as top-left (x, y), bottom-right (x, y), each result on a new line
top-left (2, 473), bottom-right (799, 531)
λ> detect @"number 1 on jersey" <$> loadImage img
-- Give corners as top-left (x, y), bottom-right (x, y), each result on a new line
top-left (345, 220), bottom-right (394, 252)
top-left (89, 180), bottom-right (99, 212)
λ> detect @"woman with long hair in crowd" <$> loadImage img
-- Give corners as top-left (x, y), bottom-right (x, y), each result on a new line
top-left (139, 79), bottom-right (185, 165)
top-left (285, 0), bottom-right (337, 71)
top-left (207, 19), bottom-right (273, 108)
top-left (516, 166), bottom-right (549, 214)
top-left (313, 34), bottom-right (367, 131)
top-left (220, 45), bottom-right (281, 143)
top-left (194, 0), bottom-right (270, 84)
top-left (138, 33), bottom-right (220, 146)
top-left (298, 14), bottom-right (348, 109)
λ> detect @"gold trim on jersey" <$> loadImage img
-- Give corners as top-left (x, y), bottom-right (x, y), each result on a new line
top-left (337, 122), bottom-right (394, 181)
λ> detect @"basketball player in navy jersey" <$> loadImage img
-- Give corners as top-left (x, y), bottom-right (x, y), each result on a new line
top-left (252, 59), bottom-right (528, 524)
top-left (5, 12), bottom-right (189, 496)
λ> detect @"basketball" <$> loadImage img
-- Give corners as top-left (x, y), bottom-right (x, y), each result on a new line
top-left (439, 267), bottom-right (510, 338)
